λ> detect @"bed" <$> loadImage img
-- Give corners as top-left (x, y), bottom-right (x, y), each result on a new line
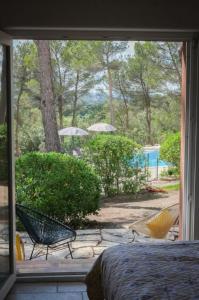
top-left (85, 241), bottom-right (199, 300)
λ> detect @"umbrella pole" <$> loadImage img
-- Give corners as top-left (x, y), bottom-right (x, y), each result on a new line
top-left (71, 136), bottom-right (75, 154)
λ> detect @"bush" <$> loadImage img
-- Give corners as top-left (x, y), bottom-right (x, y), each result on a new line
top-left (160, 132), bottom-right (180, 173)
top-left (16, 152), bottom-right (100, 225)
top-left (84, 135), bottom-right (147, 197)
top-left (160, 166), bottom-right (179, 178)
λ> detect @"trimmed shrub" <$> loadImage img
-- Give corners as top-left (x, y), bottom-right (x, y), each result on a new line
top-left (84, 134), bottom-right (147, 197)
top-left (160, 132), bottom-right (180, 173)
top-left (16, 152), bottom-right (100, 225)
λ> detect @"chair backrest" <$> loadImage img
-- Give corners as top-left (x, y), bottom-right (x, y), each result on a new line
top-left (129, 203), bottom-right (179, 239)
top-left (16, 204), bottom-right (76, 245)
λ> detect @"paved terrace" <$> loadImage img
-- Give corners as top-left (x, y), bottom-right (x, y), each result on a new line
top-left (19, 227), bottom-right (179, 262)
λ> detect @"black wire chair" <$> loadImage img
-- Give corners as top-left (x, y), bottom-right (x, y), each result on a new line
top-left (16, 204), bottom-right (76, 260)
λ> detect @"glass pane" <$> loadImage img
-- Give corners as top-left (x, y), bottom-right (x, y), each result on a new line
top-left (0, 44), bottom-right (10, 286)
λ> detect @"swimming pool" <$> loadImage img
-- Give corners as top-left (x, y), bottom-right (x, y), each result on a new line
top-left (129, 149), bottom-right (171, 168)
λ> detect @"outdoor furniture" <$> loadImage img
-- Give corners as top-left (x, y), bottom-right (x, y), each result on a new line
top-left (16, 204), bottom-right (76, 260)
top-left (87, 122), bottom-right (117, 132)
top-left (16, 233), bottom-right (25, 261)
top-left (129, 203), bottom-right (179, 241)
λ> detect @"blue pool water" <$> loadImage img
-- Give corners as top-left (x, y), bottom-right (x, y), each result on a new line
top-left (129, 149), bottom-right (171, 168)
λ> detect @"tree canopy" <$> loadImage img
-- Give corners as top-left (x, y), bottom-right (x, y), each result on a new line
top-left (13, 40), bottom-right (181, 153)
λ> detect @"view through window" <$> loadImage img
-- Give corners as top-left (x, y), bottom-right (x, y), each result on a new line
top-left (13, 40), bottom-right (181, 273)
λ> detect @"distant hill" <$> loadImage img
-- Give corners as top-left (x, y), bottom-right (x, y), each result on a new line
top-left (82, 91), bottom-right (107, 104)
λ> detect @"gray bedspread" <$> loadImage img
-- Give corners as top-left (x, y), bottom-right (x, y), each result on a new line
top-left (85, 241), bottom-right (199, 300)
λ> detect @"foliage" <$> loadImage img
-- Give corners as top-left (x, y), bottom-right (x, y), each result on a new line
top-left (0, 124), bottom-right (8, 181)
top-left (13, 40), bottom-right (181, 152)
top-left (163, 183), bottom-right (180, 191)
top-left (160, 132), bottom-right (180, 172)
top-left (15, 152), bottom-right (100, 225)
top-left (160, 166), bottom-right (179, 178)
top-left (84, 134), bottom-right (147, 196)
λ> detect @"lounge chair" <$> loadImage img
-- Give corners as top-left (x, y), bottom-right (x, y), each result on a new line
top-left (129, 203), bottom-right (179, 241)
top-left (16, 204), bottom-right (76, 260)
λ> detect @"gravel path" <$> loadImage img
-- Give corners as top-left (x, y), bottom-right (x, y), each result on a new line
top-left (88, 191), bottom-right (179, 228)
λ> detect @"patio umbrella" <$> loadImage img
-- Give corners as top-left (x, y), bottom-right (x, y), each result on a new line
top-left (58, 127), bottom-right (88, 155)
top-left (58, 127), bottom-right (88, 136)
top-left (87, 123), bottom-right (117, 132)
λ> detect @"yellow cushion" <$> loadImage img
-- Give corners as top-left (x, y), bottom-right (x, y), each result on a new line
top-left (146, 209), bottom-right (174, 238)
top-left (16, 234), bottom-right (25, 261)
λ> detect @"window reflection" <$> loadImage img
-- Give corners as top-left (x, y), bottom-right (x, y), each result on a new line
top-left (0, 44), bottom-right (10, 286)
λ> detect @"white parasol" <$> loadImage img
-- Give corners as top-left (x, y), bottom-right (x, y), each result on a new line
top-left (87, 122), bottom-right (117, 132)
top-left (58, 127), bottom-right (88, 136)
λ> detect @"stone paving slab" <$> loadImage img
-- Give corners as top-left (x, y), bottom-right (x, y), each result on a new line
top-left (101, 232), bottom-right (130, 243)
top-left (93, 246), bottom-right (107, 255)
top-left (75, 234), bottom-right (101, 242)
top-left (101, 228), bottom-right (130, 234)
top-left (72, 240), bottom-right (99, 249)
top-left (97, 240), bottom-right (120, 248)
top-left (71, 247), bottom-right (94, 259)
top-left (76, 229), bottom-right (100, 235)
top-left (19, 227), bottom-right (179, 260)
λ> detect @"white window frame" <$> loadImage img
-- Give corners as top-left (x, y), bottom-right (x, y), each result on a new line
top-left (183, 40), bottom-right (199, 240)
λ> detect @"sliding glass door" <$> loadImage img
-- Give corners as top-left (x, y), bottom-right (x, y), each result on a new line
top-left (0, 32), bottom-right (15, 299)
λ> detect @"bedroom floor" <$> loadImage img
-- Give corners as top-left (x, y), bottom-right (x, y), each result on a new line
top-left (6, 282), bottom-right (88, 300)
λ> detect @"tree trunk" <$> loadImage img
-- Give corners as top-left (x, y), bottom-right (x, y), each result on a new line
top-left (118, 76), bottom-right (129, 131)
top-left (145, 101), bottom-right (152, 145)
top-left (15, 82), bottom-right (25, 156)
top-left (35, 40), bottom-right (61, 152)
top-left (71, 71), bottom-right (79, 127)
top-left (58, 94), bottom-right (64, 143)
top-left (140, 77), bottom-right (153, 145)
top-left (58, 96), bottom-right (63, 129)
top-left (107, 67), bottom-right (115, 125)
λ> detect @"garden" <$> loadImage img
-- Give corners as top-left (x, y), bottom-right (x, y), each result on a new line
top-left (15, 132), bottom-right (180, 230)
top-left (12, 40), bottom-right (181, 260)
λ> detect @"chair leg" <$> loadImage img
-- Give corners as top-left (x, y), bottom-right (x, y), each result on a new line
top-left (46, 245), bottom-right (49, 260)
top-left (132, 230), bottom-right (139, 242)
top-left (67, 242), bottom-right (73, 259)
top-left (30, 243), bottom-right (36, 260)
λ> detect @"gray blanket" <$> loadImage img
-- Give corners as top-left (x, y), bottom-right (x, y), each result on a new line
top-left (85, 241), bottom-right (199, 300)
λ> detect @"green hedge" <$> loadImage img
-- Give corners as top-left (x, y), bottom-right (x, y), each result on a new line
top-left (84, 134), bottom-right (146, 196)
top-left (160, 132), bottom-right (180, 173)
top-left (16, 152), bottom-right (100, 225)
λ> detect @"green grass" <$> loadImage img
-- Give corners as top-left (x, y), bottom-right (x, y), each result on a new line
top-left (163, 183), bottom-right (180, 191)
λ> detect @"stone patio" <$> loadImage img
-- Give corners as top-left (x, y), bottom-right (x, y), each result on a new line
top-left (18, 226), bottom-right (179, 261)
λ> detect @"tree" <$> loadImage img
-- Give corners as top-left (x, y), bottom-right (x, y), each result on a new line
top-left (156, 42), bottom-right (181, 87)
top-left (50, 41), bottom-right (66, 131)
top-left (62, 41), bottom-right (97, 127)
top-left (35, 40), bottom-right (61, 152)
top-left (13, 42), bottom-right (37, 155)
top-left (13, 40), bottom-right (181, 152)
top-left (126, 42), bottom-right (165, 144)
top-left (113, 61), bottom-right (131, 132)
top-left (51, 41), bottom-right (98, 130)
top-left (94, 41), bottom-right (128, 126)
